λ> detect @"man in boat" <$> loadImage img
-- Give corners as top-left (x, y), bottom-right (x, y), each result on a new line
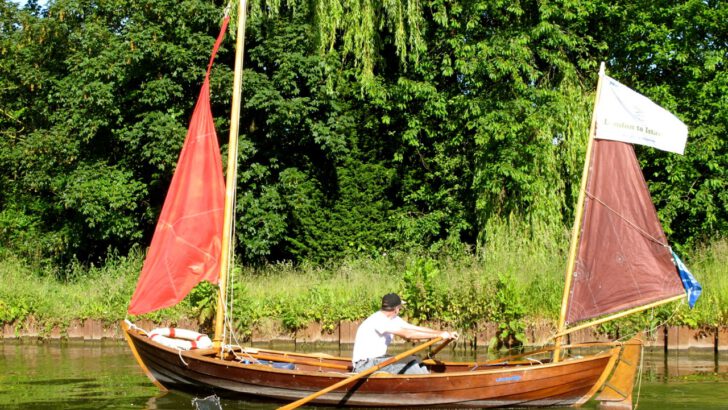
top-left (352, 293), bottom-right (458, 374)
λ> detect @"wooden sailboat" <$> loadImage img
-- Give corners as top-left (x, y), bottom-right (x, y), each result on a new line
top-left (121, 2), bottom-right (700, 407)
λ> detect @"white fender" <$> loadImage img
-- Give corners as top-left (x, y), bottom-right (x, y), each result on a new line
top-left (148, 328), bottom-right (213, 350)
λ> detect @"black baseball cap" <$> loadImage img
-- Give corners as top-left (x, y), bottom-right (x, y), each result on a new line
top-left (381, 293), bottom-right (405, 311)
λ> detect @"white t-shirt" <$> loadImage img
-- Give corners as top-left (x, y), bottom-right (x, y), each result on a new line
top-left (351, 311), bottom-right (407, 364)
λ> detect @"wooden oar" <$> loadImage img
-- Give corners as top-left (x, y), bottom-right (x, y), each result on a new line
top-left (277, 337), bottom-right (444, 410)
top-left (427, 336), bottom-right (455, 359)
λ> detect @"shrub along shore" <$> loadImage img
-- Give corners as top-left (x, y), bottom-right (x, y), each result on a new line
top-left (4, 316), bottom-right (728, 352)
top-left (2, 235), bottom-right (726, 347)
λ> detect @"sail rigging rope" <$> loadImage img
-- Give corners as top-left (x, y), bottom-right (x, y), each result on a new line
top-left (584, 190), bottom-right (668, 247)
top-left (220, 0), bottom-right (248, 353)
top-left (178, 348), bottom-right (189, 367)
top-left (223, 1), bottom-right (232, 18)
top-left (222, 157), bottom-right (240, 349)
top-left (222, 83), bottom-right (242, 351)
top-left (633, 343), bottom-right (645, 410)
top-left (615, 299), bottom-right (683, 344)
top-left (228, 120), bottom-right (242, 344)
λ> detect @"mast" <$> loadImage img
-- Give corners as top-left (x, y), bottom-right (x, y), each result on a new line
top-left (553, 62), bottom-right (606, 362)
top-left (213, 0), bottom-right (248, 351)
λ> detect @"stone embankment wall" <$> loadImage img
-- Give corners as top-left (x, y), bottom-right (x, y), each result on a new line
top-left (3, 317), bottom-right (728, 351)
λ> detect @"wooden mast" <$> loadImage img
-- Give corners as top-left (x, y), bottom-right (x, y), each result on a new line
top-left (213, 0), bottom-right (248, 351)
top-left (553, 62), bottom-right (606, 362)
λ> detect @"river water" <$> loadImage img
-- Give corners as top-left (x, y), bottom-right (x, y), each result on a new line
top-left (1, 340), bottom-right (727, 409)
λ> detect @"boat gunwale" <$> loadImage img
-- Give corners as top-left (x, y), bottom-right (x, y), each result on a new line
top-left (125, 326), bottom-right (623, 380)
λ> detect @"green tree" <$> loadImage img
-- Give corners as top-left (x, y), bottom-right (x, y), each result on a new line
top-left (598, 0), bottom-right (728, 249)
top-left (237, 6), bottom-right (398, 263)
top-left (0, 0), bottom-right (226, 269)
top-left (1, 0), bottom-right (725, 273)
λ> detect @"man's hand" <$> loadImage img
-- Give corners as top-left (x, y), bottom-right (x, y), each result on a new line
top-left (440, 331), bottom-right (459, 340)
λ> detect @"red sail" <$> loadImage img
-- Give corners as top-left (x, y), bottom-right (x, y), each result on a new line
top-left (128, 18), bottom-right (230, 315)
top-left (565, 139), bottom-right (685, 324)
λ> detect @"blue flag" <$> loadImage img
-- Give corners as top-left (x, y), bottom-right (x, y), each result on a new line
top-left (671, 251), bottom-right (702, 308)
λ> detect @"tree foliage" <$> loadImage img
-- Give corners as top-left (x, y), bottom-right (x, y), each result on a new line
top-left (1, 0), bottom-right (725, 270)
top-left (597, 0), bottom-right (728, 250)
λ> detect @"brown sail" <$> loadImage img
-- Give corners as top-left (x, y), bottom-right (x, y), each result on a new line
top-left (565, 139), bottom-right (685, 324)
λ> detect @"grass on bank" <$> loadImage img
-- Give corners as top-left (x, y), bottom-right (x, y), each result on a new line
top-left (0, 250), bottom-right (194, 332)
top-left (1, 227), bottom-right (726, 341)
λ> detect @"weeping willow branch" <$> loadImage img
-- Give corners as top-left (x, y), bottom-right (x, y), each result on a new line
top-left (231, 0), bottom-right (425, 78)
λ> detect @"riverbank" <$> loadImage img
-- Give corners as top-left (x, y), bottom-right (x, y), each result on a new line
top-left (3, 317), bottom-right (728, 352)
top-left (2, 236), bottom-right (726, 345)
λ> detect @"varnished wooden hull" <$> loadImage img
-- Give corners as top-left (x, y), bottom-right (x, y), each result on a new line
top-left (122, 324), bottom-right (634, 408)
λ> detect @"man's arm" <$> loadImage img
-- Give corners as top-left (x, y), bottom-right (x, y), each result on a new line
top-left (391, 323), bottom-right (457, 340)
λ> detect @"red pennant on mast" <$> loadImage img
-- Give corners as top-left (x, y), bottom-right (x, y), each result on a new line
top-left (128, 17), bottom-right (230, 315)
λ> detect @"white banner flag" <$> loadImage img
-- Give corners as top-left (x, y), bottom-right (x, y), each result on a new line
top-left (595, 74), bottom-right (688, 154)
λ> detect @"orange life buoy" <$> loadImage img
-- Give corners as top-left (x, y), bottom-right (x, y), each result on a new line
top-left (148, 327), bottom-right (213, 350)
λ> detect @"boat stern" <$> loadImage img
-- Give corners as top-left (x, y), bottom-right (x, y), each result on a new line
top-left (595, 337), bottom-right (643, 410)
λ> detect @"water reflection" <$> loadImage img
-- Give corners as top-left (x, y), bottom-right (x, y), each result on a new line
top-left (1, 340), bottom-right (727, 409)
